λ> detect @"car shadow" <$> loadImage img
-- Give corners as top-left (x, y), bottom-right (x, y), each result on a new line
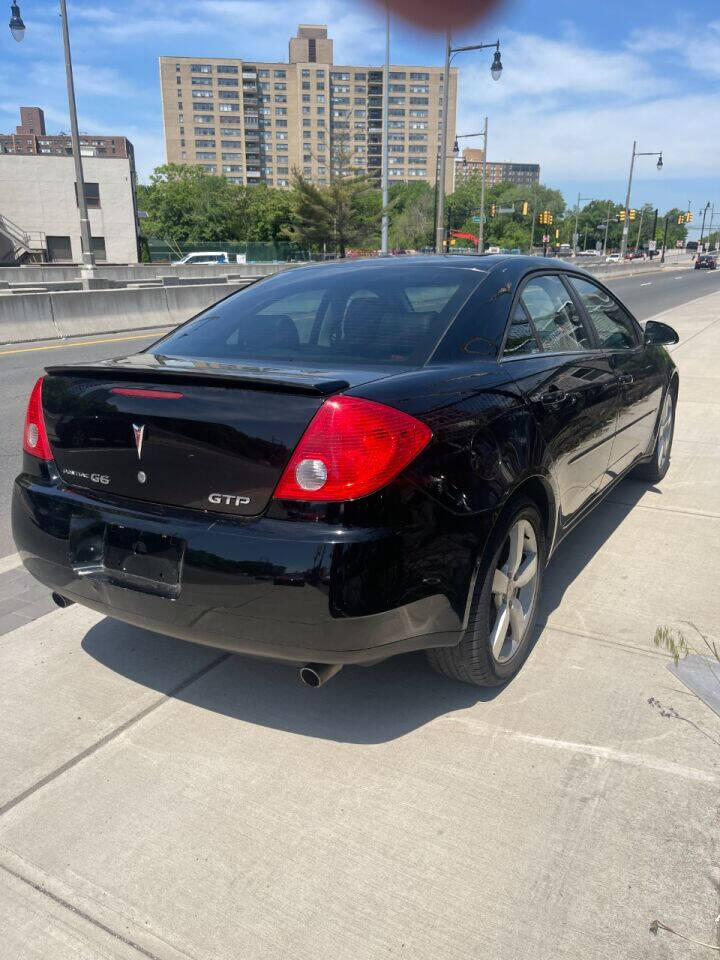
top-left (80, 476), bottom-right (653, 745)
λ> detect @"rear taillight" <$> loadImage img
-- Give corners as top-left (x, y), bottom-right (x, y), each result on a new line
top-left (273, 395), bottom-right (432, 502)
top-left (23, 375), bottom-right (53, 460)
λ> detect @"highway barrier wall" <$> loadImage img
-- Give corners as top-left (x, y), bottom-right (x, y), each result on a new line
top-left (0, 261), bottom-right (300, 285)
top-left (0, 280), bottom-right (252, 344)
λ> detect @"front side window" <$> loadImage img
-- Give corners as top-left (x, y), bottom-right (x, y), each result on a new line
top-left (520, 275), bottom-right (591, 353)
top-left (569, 277), bottom-right (637, 350)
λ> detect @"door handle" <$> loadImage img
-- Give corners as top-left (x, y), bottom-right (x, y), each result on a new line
top-left (618, 374), bottom-right (634, 385)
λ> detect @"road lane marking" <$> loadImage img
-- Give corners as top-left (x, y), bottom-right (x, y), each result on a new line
top-left (0, 328), bottom-right (171, 358)
top-left (0, 553), bottom-right (22, 574)
top-left (641, 282), bottom-right (652, 286)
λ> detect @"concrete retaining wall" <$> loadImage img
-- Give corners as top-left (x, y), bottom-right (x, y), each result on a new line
top-left (0, 261), bottom-right (301, 284)
top-left (0, 280), bottom-right (253, 344)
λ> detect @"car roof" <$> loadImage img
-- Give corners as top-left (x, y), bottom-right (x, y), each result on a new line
top-left (288, 254), bottom-right (585, 276)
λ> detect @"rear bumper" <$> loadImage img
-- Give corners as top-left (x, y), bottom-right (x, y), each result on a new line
top-left (12, 475), bottom-right (464, 664)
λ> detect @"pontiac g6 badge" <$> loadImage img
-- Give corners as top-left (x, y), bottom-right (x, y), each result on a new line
top-left (132, 423), bottom-right (145, 460)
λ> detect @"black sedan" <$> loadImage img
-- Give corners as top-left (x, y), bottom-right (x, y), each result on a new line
top-left (13, 256), bottom-right (679, 688)
top-left (695, 254), bottom-right (716, 270)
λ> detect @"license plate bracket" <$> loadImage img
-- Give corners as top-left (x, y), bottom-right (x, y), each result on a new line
top-left (102, 524), bottom-right (184, 598)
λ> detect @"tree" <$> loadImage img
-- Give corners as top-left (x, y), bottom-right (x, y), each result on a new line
top-left (136, 164), bottom-right (238, 245)
top-left (283, 142), bottom-right (380, 257)
top-left (388, 181), bottom-right (435, 249)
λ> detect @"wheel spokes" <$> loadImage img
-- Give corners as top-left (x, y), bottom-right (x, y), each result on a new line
top-left (508, 597), bottom-right (526, 642)
top-left (491, 602), bottom-right (511, 658)
top-left (514, 554), bottom-right (537, 589)
top-left (507, 520), bottom-right (526, 577)
top-left (492, 567), bottom-right (510, 595)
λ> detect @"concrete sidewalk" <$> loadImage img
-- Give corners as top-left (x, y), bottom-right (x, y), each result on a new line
top-left (1, 293), bottom-right (719, 959)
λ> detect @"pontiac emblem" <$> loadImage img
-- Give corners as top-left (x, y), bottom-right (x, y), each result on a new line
top-left (132, 424), bottom-right (145, 460)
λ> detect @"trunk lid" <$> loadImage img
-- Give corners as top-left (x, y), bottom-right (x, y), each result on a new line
top-left (42, 355), bottom-right (391, 517)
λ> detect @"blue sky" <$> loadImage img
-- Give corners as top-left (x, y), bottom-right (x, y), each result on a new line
top-left (1, 0), bottom-right (718, 232)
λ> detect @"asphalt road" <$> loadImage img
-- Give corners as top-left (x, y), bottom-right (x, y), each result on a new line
top-left (1, 265), bottom-right (718, 555)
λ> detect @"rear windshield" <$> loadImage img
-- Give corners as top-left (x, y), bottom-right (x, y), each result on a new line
top-left (152, 263), bottom-right (485, 366)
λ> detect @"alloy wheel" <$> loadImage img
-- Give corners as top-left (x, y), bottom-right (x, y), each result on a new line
top-left (489, 518), bottom-right (540, 663)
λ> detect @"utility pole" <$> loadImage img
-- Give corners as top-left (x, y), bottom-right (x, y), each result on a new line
top-left (660, 215), bottom-right (668, 263)
top-left (478, 116), bottom-right (488, 253)
top-left (650, 207), bottom-right (658, 258)
top-left (529, 188), bottom-right (538, 253)
top-left (380, 4), bottom-right (390, 256)
top-left (602, 201), bottom-right (613, 256)
top-left (699, 201), bottom-right (711, 251)
top-left (634, 207), bottom-right (644, 253)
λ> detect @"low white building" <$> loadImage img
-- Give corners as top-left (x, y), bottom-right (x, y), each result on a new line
top-left (0, 154), bottom-right (140, 264)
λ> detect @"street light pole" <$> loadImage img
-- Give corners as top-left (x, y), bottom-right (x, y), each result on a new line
top-left (59, 0), bottom-right (95, 269)
top-left (434, 36), bottom-right (501, 254)
top-left (435, 28), bottom-right (452, 255)
top-left (380, 4), bottom-right (390, 256)
top-left (479, 116), bottom-right (488, 253)
top-left (660, 215), bottom-right (668, 263)
top-left (620, 141), bottom-right (662, 259)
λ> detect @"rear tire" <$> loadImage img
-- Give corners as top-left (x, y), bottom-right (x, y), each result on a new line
top-left (427, 498), bottom-right (546, 687)
top-left (633, 385), bottom-right (675, 483)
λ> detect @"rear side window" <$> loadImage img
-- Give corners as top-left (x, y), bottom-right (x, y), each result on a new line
top-left (153, 265), bottom-right (484, 366)
top-left (520, 275), bottom-right (591, 353)
top-left (569, 277), bottom-right (637, 350)
top-left (503, 304), bottom-right (541, 357)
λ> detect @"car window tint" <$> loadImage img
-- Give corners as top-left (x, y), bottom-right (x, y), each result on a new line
top-left (520, 275), bottom-right (591, 352)
top-left (154, 265), bottom-right (484, 367)
top-left (504, 304), bottom-right (541, 357)
top-left (570, 277), bottom-right (636, 350)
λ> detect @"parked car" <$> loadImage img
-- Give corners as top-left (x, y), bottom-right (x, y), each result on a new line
top-left (14, 256), bottom-right (679, 689)
top-left (695, 254), bottom-right (717, 270)
top-left (605, 253), bottom-right (621, 263)
top-left (171, 251), bottom-right (233, 265)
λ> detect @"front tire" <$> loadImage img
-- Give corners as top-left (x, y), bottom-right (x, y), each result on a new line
top-left (427, 498), bottom-right (546, 687)
top-left (633, 386), bottom-right (675, 483)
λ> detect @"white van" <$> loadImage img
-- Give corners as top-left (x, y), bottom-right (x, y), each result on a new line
top-left (171, 251), bottom-right (246, 266)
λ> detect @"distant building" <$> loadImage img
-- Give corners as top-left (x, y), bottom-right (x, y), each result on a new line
top-left (454, 148), bottom-right (540, 188)
top-left (0, 108), bottom-right (140, 264)
top-left (159, 24), bottom-right (458, 193)
top-left (0, 106), bottom-right (134, 161)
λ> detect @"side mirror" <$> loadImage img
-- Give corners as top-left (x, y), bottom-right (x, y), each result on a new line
top-left (644, 320), bottom-right (679, 346)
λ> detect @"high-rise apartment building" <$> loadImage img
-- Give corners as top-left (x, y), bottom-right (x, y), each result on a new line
top-left (0, 106), bottom-right (134, 161)
top-left (159, 25), bottom-right (457, 192)
top-left (454, 148), bottom-right (540, 188)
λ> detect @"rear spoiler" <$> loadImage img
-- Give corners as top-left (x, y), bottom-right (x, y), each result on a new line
top-left (44, 364), bottom-right (350, 397)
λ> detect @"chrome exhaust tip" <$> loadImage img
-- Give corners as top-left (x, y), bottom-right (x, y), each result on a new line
top-left (51, 592), bottom-right (75, 609)
top-left (299, 662), bottom-right (342, 688)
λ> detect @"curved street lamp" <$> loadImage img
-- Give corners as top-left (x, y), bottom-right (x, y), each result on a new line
top-left (9, 2), bottom-right (24, 41)
top-left (435, 37), bottom-right (503, 253)
top-left (7, 0), bottom-right (96, 268)
top-left (619, 141), bottom-right (663, 258)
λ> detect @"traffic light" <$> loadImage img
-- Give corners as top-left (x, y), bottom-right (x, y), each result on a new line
top-left (538, 211), bottom-right (544, 224)
top-left (618, 210), bottom-right (626, 222)
top-left (539, 210), bottom-right (552, 225)
top-left (547, 213), bottom-right (553, 225)
top-left (686, 211), bottom-right (693, 222)
top-left (522, 201), bottom-right (529, 216)
top-left (629, 209), bottom-right (637, 221)
top-left (555, 228), bottom-right (560, 240)
top-left (677, 214), bottom-right (685, 225)
top-left (490, 203), bottom-right (497, 218)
